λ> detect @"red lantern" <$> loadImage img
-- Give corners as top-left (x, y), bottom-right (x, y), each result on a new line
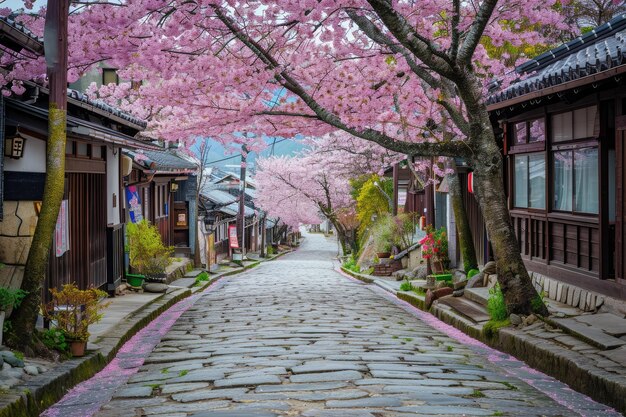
top-left (468, 172), bottom-right (474, 194)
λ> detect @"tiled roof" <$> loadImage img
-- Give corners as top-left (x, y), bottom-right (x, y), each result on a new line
top-left (67, 89), bottom-right (147, 129)
top-left (0, 15), bottom-right (43, 53)
top-left (126, 149), bottom-right (197, 171)
top-left (202, 188), bottom-right (238, 206)
top-left (488, 14), bottom-right (626, 106)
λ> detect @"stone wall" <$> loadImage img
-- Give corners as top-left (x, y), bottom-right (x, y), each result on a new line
top-left (531, 273), bottom-right (608, 313)
top-left (373, 260), bottom-right (403, 277)
top-left (0, 201), bottom-right (38, 296)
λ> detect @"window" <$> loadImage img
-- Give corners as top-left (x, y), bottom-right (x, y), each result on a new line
top-left (102, 68), bottom-right (118, 86)
top-left (513, 118), bottom-right (545, 144)
top-left (552, 106), bottom-right (598, 142)
top-left (553, 148), bottom-right (598, 214)
top-left (514, 153), bottom-right (545, 209)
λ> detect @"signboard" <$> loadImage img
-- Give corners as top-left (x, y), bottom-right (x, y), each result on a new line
top-left (228, 224), bottom-right (239, 249)
top-left (125, 185), bottom-right (143, 223)
top-left (55, 199), bottom-right (69, 257)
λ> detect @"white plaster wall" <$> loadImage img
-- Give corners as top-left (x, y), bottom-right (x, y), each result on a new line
top-left (106, 147), bottom-right (121, 225)
top-left (4, 137), bottom-right (46, 173)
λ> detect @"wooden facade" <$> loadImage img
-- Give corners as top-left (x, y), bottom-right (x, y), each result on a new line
top-left (47, 172), bottom-right (107, 298)
top-left (494, 76), bottom-right (626, 299)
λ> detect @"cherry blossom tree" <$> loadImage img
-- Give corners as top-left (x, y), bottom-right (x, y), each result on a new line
top-left (2, 0), bottom-right (583, 315)
top-left (255, 153), bottom-right (358, 254)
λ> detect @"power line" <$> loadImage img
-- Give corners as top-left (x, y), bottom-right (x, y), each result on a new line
top-left (205, 138), bottom-right (291, 164)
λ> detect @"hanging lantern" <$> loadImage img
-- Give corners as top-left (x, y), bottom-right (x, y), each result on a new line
top-left (468, 172), bottom-right (474, 194)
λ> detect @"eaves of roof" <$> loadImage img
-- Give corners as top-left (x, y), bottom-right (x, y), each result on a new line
top-left (488, 14), bottom-right (626, 110)
top-left (0, 16), bottom-right (43, 54)
top-left (6, 98), bottom-right (158, 150)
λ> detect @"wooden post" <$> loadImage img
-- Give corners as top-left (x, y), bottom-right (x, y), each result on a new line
top-left (392, 163), bottom-right (399, 216)
top-left (9, 0), bottom-right (70, 350)
top-left (238, 144), bottom-right (247, 255)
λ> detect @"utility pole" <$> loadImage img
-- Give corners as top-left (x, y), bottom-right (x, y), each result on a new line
top-left (238, 143), bottom-right (247, 256)
top-left (10, 0), bottom-right (70, 349)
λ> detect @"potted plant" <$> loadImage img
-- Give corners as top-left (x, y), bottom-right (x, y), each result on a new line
top-left (43, 283), bottom-right (110, 357)
top-left (0, 287), bottom-right (26, 345)
top-left (126, 220), bottom-right (173, 286)
top-left (419, 226), bottom-right (449, 273)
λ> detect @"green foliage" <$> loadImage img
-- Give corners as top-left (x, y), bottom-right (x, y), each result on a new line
top-left (483, 319), bottom-right (511, 338)
top-left (399, 280), bottom-right (412, 292)
top-left (13, 351), bottom-right (24, 361)
top-left (342, 256), bottom-right (361, 273)
top-left (42, 284), bottom-right (111, 342)
top-left (126, 220), bottom-right (173, 276)
top-left (393, 213), bottom-right (419, 250)
top-left (40, 328), bottom-right (69, 353)
top-left (0, 287), bottom-right (27, 311)
top-left (470, 389), bottom-right (486, 398)
top-left (266, 245), bottom-right (276, 256)
top-left (3, 319), bottom-right (12, 333)
top-left (371, 214), bottom-right (395, 253)
top-left (354, 175), bottom-right (393, 237)
top-left (531, 290), bottom-right (548, 314)
top-left (194, 271), bottom-right (210, 286)
top-left (178, 369), bottom-right (188, 377)
top-left (467, 269), bottom-right (480, 278)
top-left (487, 284), bottom-right (508, 321)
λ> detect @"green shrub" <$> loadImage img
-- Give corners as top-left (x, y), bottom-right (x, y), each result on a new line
top-left (266, 245), bottom-right (275, 256)
top-left (0, 287), bottom-right (27, 311)
top-left (483, 319), bottom-right (511, 338)
top-left (399, 280), bottom-right (412, 291)
top-left (467, 268), bottom-right (479, 278)
top-left (531, 290), bottom-right (548, 314)
top-left (126, 220), bottom-right (173, 276)
top-left (342, 256), bottom-right (360, 273)
top-left (194, 271), bottom-right (210, 286)
top-left (487, 284), bottom-right (508, 321)
top-left (41, 328), bottom-right (69, 353)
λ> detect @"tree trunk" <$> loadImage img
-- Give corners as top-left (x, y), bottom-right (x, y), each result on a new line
top-left (7, 1), bottom-right (70, 352)
top-left (447, 160), bottom-right (478, 272)
top-left (471, 137), bottom-right (548, 316)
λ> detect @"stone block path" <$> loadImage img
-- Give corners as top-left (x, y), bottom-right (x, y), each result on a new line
top-left (44, 233), bottom-right (620, 417)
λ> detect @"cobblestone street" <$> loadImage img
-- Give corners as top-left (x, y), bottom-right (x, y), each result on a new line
top-left (45, 233), bottom-right (620, 417)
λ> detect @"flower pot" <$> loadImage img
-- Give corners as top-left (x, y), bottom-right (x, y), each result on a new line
top-left (377, 252), bottom-right (391, 259)
top-left (432, 260), bottom-right (445, 274)
top-left (126, 273), bottom-right (145, 288)
top-left (69, 340), bottom-right (87, 357)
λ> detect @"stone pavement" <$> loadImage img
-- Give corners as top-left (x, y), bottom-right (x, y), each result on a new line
top-left (45, 233), bottom-right (619, 417)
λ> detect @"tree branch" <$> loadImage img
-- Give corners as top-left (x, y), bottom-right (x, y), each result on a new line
top-left (457, 0), bottom-right (498, 64)
top-left (212, 4), bottom-right (470, 159)
top-left (364, 0), bottom-right (455, 78)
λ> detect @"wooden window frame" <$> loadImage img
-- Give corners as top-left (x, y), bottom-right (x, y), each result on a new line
top-left (551, 145), bottom-right (599, 216)
top-left (512, 152), bottom-right (547, 211)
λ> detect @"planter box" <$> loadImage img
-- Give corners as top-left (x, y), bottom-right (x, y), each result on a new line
top-left (429, 273), bottom-right (452, 282)
top-left (126, 273), bottom-right (145, 287)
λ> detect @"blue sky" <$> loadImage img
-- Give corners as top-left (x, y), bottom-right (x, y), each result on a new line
top-left (3, 0), bottom-right (45, 10)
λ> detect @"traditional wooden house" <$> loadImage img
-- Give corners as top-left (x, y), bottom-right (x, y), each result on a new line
top-left (0, 88), bottom-right (156, 298)
top-left (124, 149), bottom-right (197, 256)
top-left (486, 14), bottom-right (626, 299)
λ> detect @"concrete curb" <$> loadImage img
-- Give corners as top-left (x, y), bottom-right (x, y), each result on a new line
top-left (340, 268), bottom-right (626, 415)
top-left (0, 249), bottom-right (293, 417)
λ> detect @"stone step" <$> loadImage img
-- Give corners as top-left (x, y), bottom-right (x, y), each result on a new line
top-left (551, 317), bottom-right (626, 350)
top-left (464, 287), bottom-right (490, 307)
top-left (437, 296), bottom-right (491, 323)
